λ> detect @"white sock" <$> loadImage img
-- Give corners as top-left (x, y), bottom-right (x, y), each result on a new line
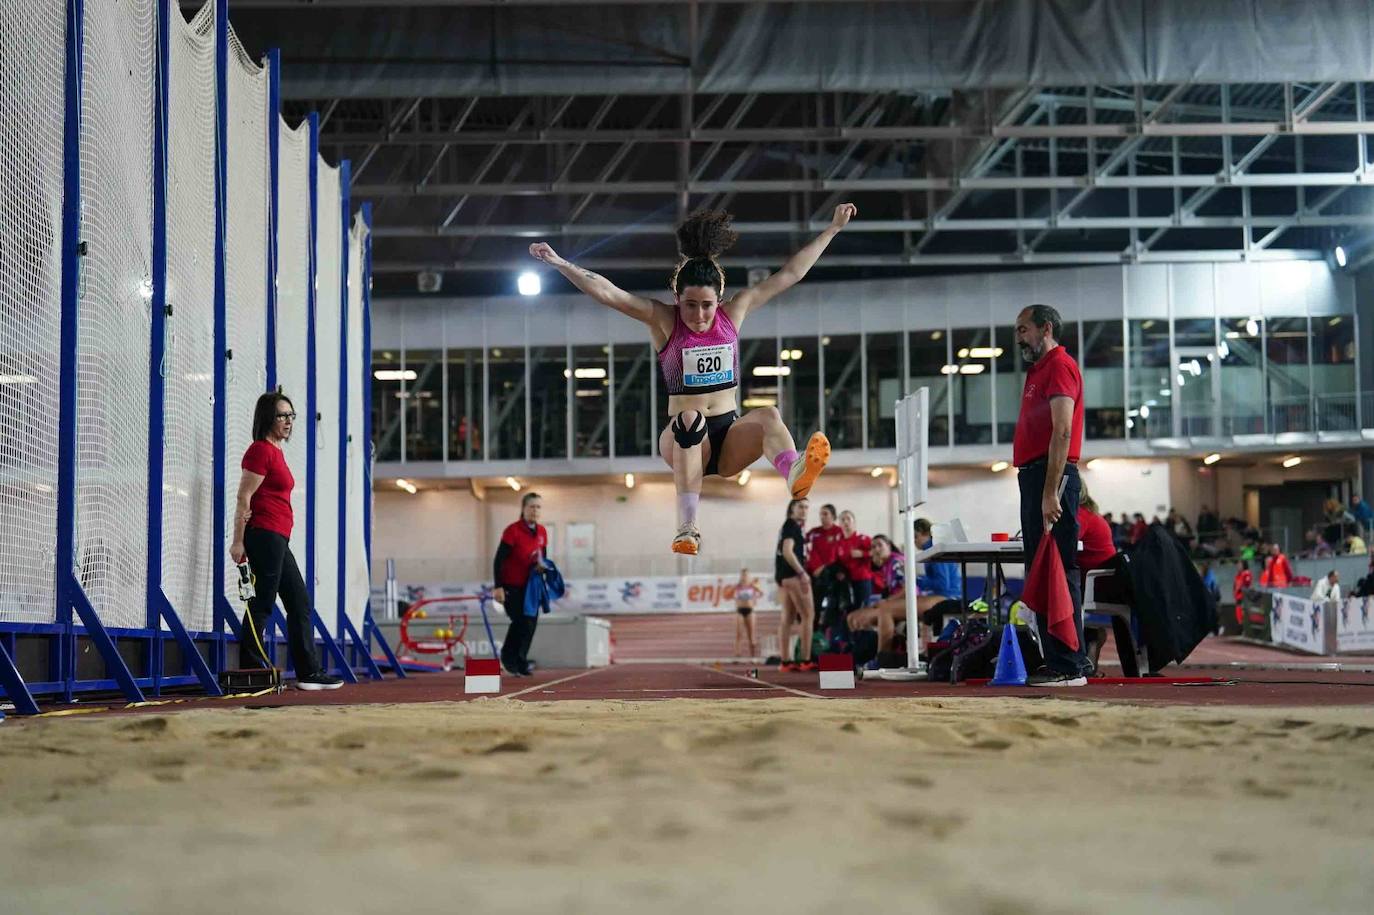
top-left (677, 492), bottom-right (699, 527)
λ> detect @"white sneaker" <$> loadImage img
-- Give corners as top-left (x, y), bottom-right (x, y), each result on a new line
top-left (671, 522), bottom-right (701, 555)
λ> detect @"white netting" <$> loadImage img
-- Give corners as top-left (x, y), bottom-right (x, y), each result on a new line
top-left (75, 0), bottom-right (155, 629)
top-left (223, 26), bottom-right (269, 606)
top-left (162, 3), bottom-right (217, 631)
top-left (313, 162), bottom-right (342, 635)
top-left (276, 118), bottom-right (311, 575)
top-left (0, 1), bottom-right (64, 624)
top-left (344, 213), bottom-right (369, 632)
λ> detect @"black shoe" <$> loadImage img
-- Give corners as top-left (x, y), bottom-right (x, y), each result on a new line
top-left (295, 670), bottom-right (344, 691)
top-left (764, 655), bottom-right (782, 666)
top-left (1025, 666), bottom-right (1088, 688)
top-left (502, 660), bottom-right (527, 677)
top-left (518, 666), bottom-right (534, 677)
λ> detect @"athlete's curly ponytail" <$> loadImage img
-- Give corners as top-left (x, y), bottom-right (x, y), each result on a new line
top-left (670, 209), bottom-right (738, 296)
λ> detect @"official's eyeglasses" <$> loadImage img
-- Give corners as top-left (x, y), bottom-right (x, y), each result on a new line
top-left (275, 412), bottom-right (296, 422)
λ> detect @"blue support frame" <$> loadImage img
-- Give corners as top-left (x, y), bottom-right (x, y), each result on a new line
top-left (265, 48), bottom-right (281, 391)
top-left (149, 0), bottom-right (221, 698)
top-left (305, 112), bottom-right (319, 609)
top-left (211, 0), bottom-right (236, 672)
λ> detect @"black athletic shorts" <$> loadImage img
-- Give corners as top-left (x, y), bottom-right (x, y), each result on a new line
top-left (703, 411), bottom-right (738, 477)
top-left (736, 605), bottom-right (753, 617)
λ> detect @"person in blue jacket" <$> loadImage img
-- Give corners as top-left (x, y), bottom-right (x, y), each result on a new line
top-left (913, 517), bottom-right (964, 644)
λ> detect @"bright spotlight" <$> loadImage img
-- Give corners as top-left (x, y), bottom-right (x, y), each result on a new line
top-left (990, 461), bottom-right (1009, 473)
top-left (738, 469), bottom-right (752, 486)
top-left (517, 271), bottom-right (541, 296)
top-left (1282, 456), bottom-right (1302, 469)
top-left (624, 473), bottom-right (635, 489)
top-left (1203, 453), bottom-right (1221, 465)
top-left (1335, 245), bottom-right (1348, 268)
top-left (869, 466), bottom-right (884, 478)
top-left (506, 476), bottom-right (521, 491)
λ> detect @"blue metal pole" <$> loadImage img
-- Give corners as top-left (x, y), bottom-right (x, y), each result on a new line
top-left (305, 112), bottom-right (319, 607)
top-left (336, 160), bottom-right (350, 648)
top-left (54, 0), bottom-right (87, 706)
top-left (265, 48), bottom-right (281, 391)
top-left (211, 0), bottom-right (232, 672)
top-left (148, 0), bottom-right (171, 691)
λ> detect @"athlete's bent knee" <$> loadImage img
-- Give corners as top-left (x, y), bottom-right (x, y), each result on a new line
top-left (671, 411), bottom-right (706, 449)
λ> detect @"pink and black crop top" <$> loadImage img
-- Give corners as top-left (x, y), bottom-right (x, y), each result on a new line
top-left (657, 307), bottom-right (741, 396)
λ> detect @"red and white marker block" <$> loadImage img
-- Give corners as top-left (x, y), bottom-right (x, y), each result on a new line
top-left (818, 653), bottom-right (855, 690)
top-left (464, 657), bottom-right (501, 694)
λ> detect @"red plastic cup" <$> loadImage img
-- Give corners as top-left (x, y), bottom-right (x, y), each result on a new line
top-left (990, 532), bottom-right (1010, 542)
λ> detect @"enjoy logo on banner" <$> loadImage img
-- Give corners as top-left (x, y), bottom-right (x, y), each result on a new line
top-left (1337, 597), bottom-right (1374, 653)
top-left (1270, 594), bottom-right (1325, 654)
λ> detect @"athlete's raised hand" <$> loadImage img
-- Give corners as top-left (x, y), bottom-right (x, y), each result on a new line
top-left (528, 242), bottom-right (567, 268)
top-left (830, 203), bottom-right (857, 230)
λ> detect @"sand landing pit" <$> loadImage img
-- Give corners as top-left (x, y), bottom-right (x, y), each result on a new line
top-left (2, 697), bottom-right (1372, 913)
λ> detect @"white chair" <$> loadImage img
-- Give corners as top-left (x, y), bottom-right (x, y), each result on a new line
top-left (1083, 566), bottom-right (1151, 677)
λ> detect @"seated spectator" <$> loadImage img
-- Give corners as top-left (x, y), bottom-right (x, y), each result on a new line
top-left (1077, 486), bottom-right (1117, 576)
top-left (1259, 542), bottom-right (1294, 588)
top-left (1311, 570), bottom-right (1341, 603)
top-left (1167, 508), bottom-right (1194, 550)
top-left (1130, 513), bottom-right (1148, 544)
top-left (845, 534), bottom-right (909, 668)
top-left (1196, 505), bottom-right (1222, 555)
top-left (1351, 493), bottom-right (1373, 539)
top-left (1346, 532), bottom-right (1367, 555)
top-left (1354, 554), bottom-right (1374, 598)
top-left (910, 518), bottom-right (963, 643)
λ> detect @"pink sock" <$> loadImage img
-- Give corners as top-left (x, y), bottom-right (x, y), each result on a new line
top-left (677, 492), bottom-right (699, 526)
top-left (772, 449), bottom-right (799, 478)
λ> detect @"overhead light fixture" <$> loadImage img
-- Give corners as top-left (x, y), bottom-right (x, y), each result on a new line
top-left (375, 369), bottom-right (417, 382)
top-left (958, 363), bottom-right (985, 374)
top-left (1203, 453), bottom-right (1221, 465)
top-left (1335, 245), bottom-right (1348, 268)
top-left (517, 271), bottom-right (541, 296)
top-left (1282, 456), bottom-right (1302, 468)
top-left (1085, 458), bottom-right (1102, 469)
top-left (624, 473), bottom-right (635, 489)
top-left (1245, 318), bottom-right (1260, 336)
top-left (869, 466), bottom-right (884, 478)
top-left (1224, 331), bottom-right (1240, 340)
top-left (968, 347), bottom-right (1004, 359)
top-left (738, 469), bottom-right (751, 486)
top-left (957, 347), bottom-right (970, 358)
top-left (574, 389), bottom-right (604, 397)
top-left (990, 461), bottom-right (1009, 473)
top-left (574, 367), bottom-right (607, 379)
top-left (1217, 341), bottom-right (1230, 358)
top-left (1177, 373), bottom-right (1186, 387)
top-left (940, 364), bottom-right (959, 375)
top-left (506, 476), bottom-right (521, 491)
top-left (395, 479), bottom-right (417, 494)
top-left (1329, 316), bottom-right (1343, 326)
top-left (1142, 319), bottom-right (1155, 330)
top-left (1139, 404), bottom-right (1151, 419)
top-left (752, 366), bottom-right (792, 377)
top-left (741, 397), bottom-right (777, 408)
top-left (789, 348), bottom-right (803, 360)
top-left (779, 349), bottom-right (791, 361)
top-left (821, 336), bottom-right (831, 346)
top-left (0, 374), bottom-right (39, 385)
top-left (930, 331), bottom-right (943, 341)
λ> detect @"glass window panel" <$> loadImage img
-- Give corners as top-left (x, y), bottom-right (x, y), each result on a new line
top-left (1173, 318), bottom-right (1217, 437)
top-left (1080, 320), bottom-right (1126, 440)
top-left (1127, 318), bottom-right (1170, 439)
top-left (908, 329), bottom-right (950, 447)
top-left (739, 337), bottom-right (779, 413)
top-left (529, 345), bottom-right (568, 459)
top-left (445, 347), bottom-right (483, 461)
top-left (779, 335), bottom-right (819, 442)
top-left (951, 326), bottom-right (993, 445)
top-left (613, 343), bottom-right (655, 457)
top-left (571, 344), bottom-right (610, 458)
top-left (1266, 316), bottom-right (1310, 433)
top-left (992, 325), bottom-right (1028, 444)
top-left (1311, 314), bottom-right (1357, 431)
top-left (404, 349), bottom-right (443, 461)
top-left (821, 333), bottom-right (862, 449)
top-left (371, 349), bottom-right (403, 461)
top-left (486, 344), bottom-right (526, 460)
top-left (865, 331), bottom-right (902, 449)
top-left (1219, 317), bottom-right (1264, 435)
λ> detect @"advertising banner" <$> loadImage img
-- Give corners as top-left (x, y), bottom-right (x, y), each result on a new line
top-left (1269, 594), bottom-right (1326, 654)
top-left (1336, 596), bottom-right (1374, 653)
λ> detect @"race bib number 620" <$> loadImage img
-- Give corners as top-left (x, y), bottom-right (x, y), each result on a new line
top-left (682, 343), bottom-right (735, 387)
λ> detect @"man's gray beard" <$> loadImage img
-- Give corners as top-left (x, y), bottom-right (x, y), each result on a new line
top-left (1020, 344), bottom-right (1040, 363)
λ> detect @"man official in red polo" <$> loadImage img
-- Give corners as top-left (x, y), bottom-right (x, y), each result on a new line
top-left (1012, 304), bottom-right (1092, 686)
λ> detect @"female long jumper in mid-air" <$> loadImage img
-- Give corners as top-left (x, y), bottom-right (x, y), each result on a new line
top-left (529, 203), bottom-right (856, 555)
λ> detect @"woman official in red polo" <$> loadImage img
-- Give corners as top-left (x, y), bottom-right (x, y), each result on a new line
top-left (492, 492), bottom-right (549, 676)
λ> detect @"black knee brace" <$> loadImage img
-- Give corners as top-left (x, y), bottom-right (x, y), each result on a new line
top-left (671, 412), bottom-right (707, 449)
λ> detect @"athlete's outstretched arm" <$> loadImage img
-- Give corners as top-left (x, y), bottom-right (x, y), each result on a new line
top-left (528, 242), bottom-right (662, 325)
top-left (725, 203), bottom-right (856, 323)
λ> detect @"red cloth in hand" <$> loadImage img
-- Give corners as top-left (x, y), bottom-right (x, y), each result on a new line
top-left (1023, 535), bottom-right (1080, 651)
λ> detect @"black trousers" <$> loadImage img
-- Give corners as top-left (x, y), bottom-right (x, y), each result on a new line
top-left (500, 584), bottom-right (538, 672)
top-left (1018, 461), bottom-right (1090, 676)
top-left (242, 526), bottom-right (321, 675)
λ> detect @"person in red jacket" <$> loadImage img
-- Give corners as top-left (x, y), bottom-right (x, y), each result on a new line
top-left (1259, 542), bottom-right (1293, 588)
top-left (805, 503), bottom-right (844, 576)
top-left (493, 492), bottom-right (550, 676)
top-left (1233, 560), bottom-right (1254, 625)
top-left (1077, 485), bottom-right (1117, 576)
top-left (837, 510), bottom-right (873, 610)
top-left (230, 392), bottom-right (341, 690)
